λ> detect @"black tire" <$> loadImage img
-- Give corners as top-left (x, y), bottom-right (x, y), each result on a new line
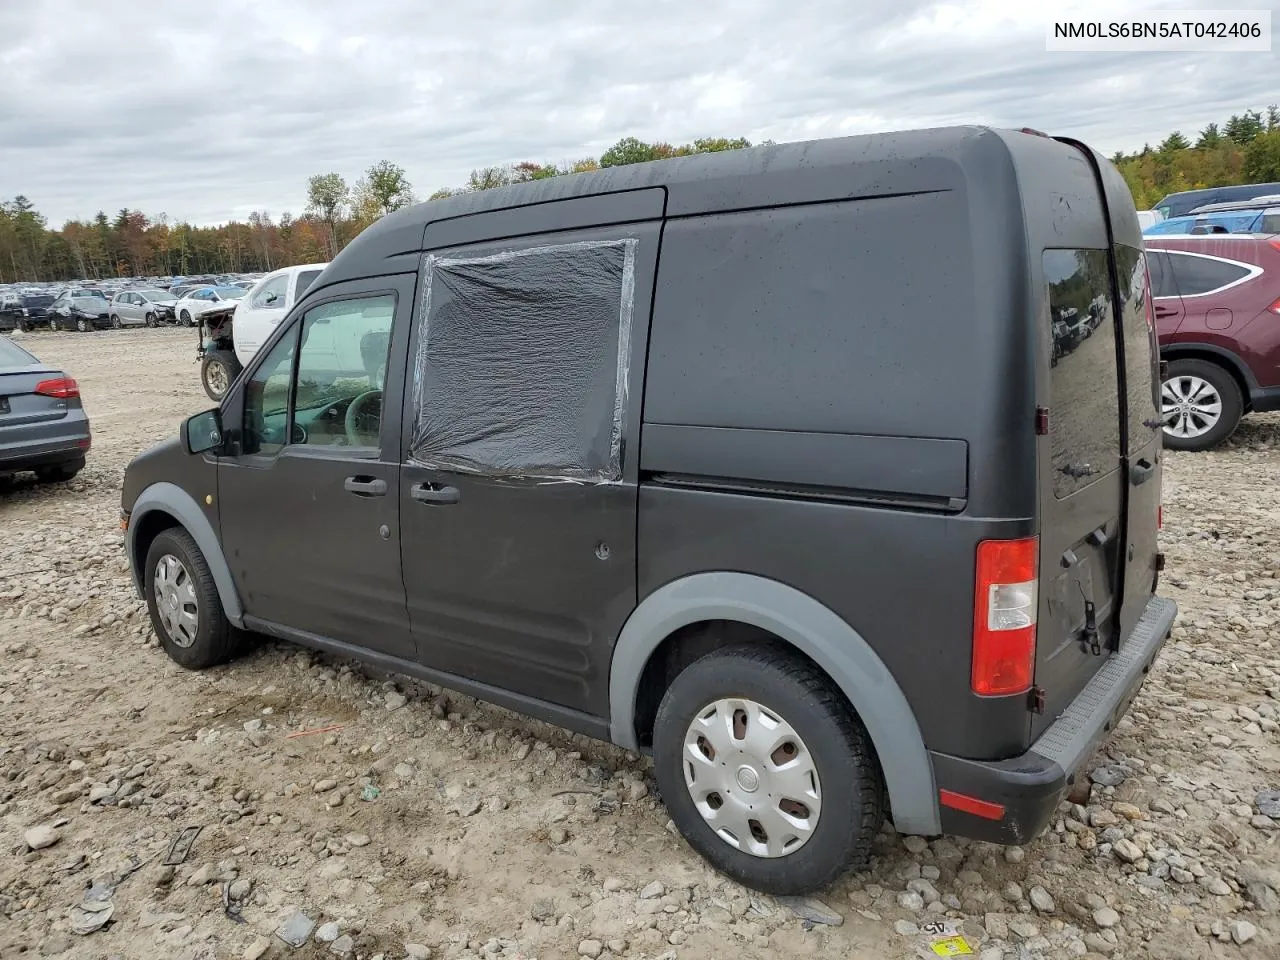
top-left (1161, 358), bottom-right (1243, 452)
top-left (75, 317), bottom-right (89, 333)
top-left (180, 310), bottom-right (192, 327)
top-left (201, 349), bottom-right (242, 402)
top-left (14, 319), bottom-right (26, 333)
top-left (110, 314), bottom-right (122, 329)
top-left (653, 644), bottom-right (884, 894)
top-left (144, 528), bottom-right (242, 669)
top-left (49, 318), bottom-right (61, 332)
top-left (145, 312), bottom-right (157, 328)
top-left (35, 458), bottom-right (84, 483)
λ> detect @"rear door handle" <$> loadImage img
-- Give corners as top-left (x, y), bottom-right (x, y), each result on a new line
top-left (344, 476), bottom-right (387, 496)
top-left (1130, 459), bottom-right (1155, 486)
top-left (411, 482), bottom-right (460, 505)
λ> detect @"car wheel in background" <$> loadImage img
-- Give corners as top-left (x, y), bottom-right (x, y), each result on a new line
top-left (110, 314), bottom-right (122, 329)
top-left (49, 318), bottom-right (61, 332)
top-left (35, 458), bottom-right (84, 483)
top-left (200, 350), bottom-right (242, 402)
top-left (75, 317), bottom-right (89, 333)
top-left (144, 528), bottom-right (243, 669)
top-left (14, 319), bottom-right (26, 332)
top-left (145, 313), bottom-right (157, 328)
top-left (652, 644), bottom-right (885, 894)
top-left (180, 310), bottom-right (192, 326)
top-left (1160, 358), bottom-right (1243, 452)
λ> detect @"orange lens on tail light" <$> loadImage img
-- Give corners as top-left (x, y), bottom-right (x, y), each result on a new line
top-left (972, 537), bottom-right (1038, 696)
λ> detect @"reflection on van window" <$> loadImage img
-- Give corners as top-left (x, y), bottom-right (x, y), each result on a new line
top-left (1045, 249), bottom-right (1120, 499)
top-left (294, 296), bottom-right (395, 448)
top-left (1113, 245), bottom-right (1158, 450)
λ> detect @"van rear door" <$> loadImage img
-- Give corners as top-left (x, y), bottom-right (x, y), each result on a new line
top-left (1024, 138), bottom-right (1161, 740)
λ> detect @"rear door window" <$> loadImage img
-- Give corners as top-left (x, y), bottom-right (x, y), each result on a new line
top-left (1165, 252), bottom-right (1253, 295)
top-left (1114, 245), bottom-right (1159, 451)
top-left (1045, 249), bottom-right (1121, 498)
top-left (1147, 252), bottom-right (1177, 298)
top-left (295, 270), bottom-right (322, 300)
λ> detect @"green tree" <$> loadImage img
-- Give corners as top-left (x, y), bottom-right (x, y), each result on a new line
top-left (1159, 132), bottom-right (1190, 152)
top-left (1195, 124), bottom-right (1222, 148)
top-left (600, 137), bottom-right (661, 167)
top-left (306, 173), bottom-right (348, 256)
top-left (1225, 111), bottom-right (1265, 144)
top-left (356, 160), bottom-right (415, 216)
top-left (467, 166), bottom-right (510, 191)
top-left (1244, 130), bottom-right (1280, 182)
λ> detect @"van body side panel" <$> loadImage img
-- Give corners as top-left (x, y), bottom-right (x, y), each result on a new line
top-left (638, 131), bottom-right (1045, 760)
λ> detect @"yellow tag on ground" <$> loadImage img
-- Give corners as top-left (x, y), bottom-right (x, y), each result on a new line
top-left (930, 936), bottom-right (974, 956)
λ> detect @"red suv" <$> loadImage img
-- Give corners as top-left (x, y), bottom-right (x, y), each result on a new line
top-left (1145, 234), bottom-right (1280, 450)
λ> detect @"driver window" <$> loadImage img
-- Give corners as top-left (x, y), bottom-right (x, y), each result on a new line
top-left (243, 329), bottom-right (298, 456)
top-left (253, 274), bottom-right (288, 308)
top-left (293, 295), bottom-right (394, 449)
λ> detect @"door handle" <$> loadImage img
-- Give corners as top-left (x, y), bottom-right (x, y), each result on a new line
top-left (411, 482), bottom-right (460, 505)
top-left (1154, 306), bottom-right (1178, 317)
top-left (1129, 459), bottom-right (1155, 486)
top-left (344, 475), bottom-right (387, 496)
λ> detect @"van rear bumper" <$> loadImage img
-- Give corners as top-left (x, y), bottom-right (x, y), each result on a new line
top-left (928, 595), bottom-right (1177, 844)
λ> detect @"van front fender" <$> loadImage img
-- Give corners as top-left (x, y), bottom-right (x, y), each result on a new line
top-left (126, 481), bottom-right (244, 627)
top-left (608, 572), bottom-right (940, 836)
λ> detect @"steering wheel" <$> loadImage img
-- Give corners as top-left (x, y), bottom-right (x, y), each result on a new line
top-left (344, 390), bottom-right (383, 446)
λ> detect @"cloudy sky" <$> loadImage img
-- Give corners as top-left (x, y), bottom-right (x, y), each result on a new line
top-left (1, 0), bottom-right (1275, 227)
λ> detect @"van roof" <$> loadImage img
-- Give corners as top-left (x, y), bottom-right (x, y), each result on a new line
top-left (322, 125), bottom-right (1122, 287)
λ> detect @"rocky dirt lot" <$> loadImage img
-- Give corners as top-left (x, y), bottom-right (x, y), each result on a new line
top-left (1, 328), bottom-right (1278, 960)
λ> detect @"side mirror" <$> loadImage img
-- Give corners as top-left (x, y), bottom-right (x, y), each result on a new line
top-left (183, 409), bottom-right (223, 455)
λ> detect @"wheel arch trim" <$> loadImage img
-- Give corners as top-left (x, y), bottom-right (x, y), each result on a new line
top-left (126, 481), bottom-right (244, 626)
top-left (608, 571), bottom-right (940, 835)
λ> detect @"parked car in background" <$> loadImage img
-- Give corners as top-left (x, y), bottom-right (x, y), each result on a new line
top-left (1156, 183), bottom-right (1280, 220)
top-left (1136, 210), bottom-right (1164, 230)
top-left (1145, 234), bottom-right (1280, 450)
top-left (123, 127), bottom-right (1174, 893)
top-left (47, 291), bottom-right (112, 332)
top-left (0, 293), bottom-right (55, 331)
top-left (110, 289), bottom-right (180, 327)
top-left (0, 335), bottom-right (90, 484)
top-left (196, 262), bottom-right (329, 400)
top-left (1144, 206), bottom-right (1280, 237)
top-left (174, 286), bottom-right (247, 327)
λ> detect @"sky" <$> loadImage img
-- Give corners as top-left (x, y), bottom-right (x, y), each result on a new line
top-left (0, 0), bottom-right (1275, 227)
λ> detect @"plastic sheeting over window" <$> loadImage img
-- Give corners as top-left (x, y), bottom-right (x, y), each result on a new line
top-left (409, 239), bottom-right (637, 481)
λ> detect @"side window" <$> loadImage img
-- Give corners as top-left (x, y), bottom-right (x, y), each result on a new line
top-left (1166, 253), bottom-right (1252, 295)
top-left (409, 240), bottom-right (637, 480)
top-left (294, 270), bottom-right (322, 300)
top-left (293, 296), bottom-right (395, 449)
top-left (1114, 245), bottom-right (1159, 451)
top-left (242, 330), bottom-right (297, 456)
top-left (1045, 249), bottom-right (1121, 499)
top-left (1148, 252), bottom-right (1177, 298)
top-left (252, 274), bottom-right (288, 308)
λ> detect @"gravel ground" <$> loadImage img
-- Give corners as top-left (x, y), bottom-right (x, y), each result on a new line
top-left (1, 328), bottom-right (1278, 960)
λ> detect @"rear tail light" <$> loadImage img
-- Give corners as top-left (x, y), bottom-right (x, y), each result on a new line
top-left (34, 377), bottom-right (80, 399)
top-left (1268, 295), bottom-right (1280, 316)
top-left (972, 537), bottom-right (1038, 696)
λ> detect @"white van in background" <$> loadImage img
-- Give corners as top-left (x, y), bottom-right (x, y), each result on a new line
top-left (233, 262), bottom-right (328, 365)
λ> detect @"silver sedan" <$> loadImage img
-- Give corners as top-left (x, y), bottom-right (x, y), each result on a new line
top-left (110, 289), bottom-right (179, 328)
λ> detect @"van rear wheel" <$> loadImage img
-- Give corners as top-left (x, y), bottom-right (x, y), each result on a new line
top-left (1160, 358), bottom-right (1242, 452)
top-left (652, 644), bottom-right (884, 894)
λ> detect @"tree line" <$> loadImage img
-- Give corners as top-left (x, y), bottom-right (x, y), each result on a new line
top-left (4, 112), bottom-right (1278, 284)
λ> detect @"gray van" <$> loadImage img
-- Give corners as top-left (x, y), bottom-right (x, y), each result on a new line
top-left (121, 126), bottom-right (1176, 894)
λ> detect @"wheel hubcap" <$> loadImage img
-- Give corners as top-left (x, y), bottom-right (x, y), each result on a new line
top-left (1161, 375), bottom-right (1222, 439)
top-left (153, 554), bottom-right (199, 647)
top-left (683, 698), bottom-right (821, 859)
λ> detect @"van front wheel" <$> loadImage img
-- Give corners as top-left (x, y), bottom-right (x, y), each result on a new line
top-left (1160, 358), bottom-right (1242, 452)
top-left (652, 644), bottom-right (884, 894)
